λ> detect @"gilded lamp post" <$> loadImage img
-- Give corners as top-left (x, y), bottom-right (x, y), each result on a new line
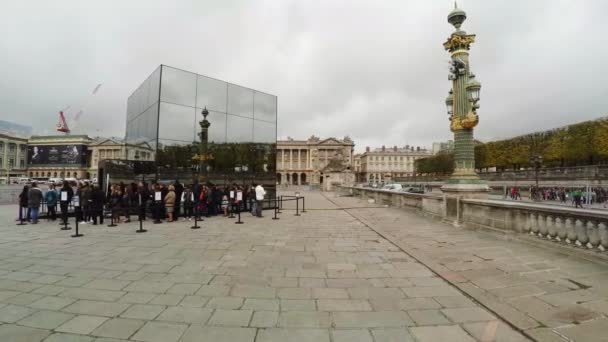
top-left (195, 107), bottom-right (211, 180)
top-left (441, 3), bottom-right (488, 195)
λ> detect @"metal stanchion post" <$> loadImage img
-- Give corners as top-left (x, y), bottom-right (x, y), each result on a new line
top-left (107, 208), bottom-right (117, 227)
top-left (272, 198), bottom-right (279, 220)
top-left (229, 203), bottom-right (235, 218)
top-left (295, 197), bottom-right (300, 216)
top-left (277, 196), bottom-right (282, 214)
top-left (71, 207), bottom-right (83, 237)
top-left (61, 207), bottom-right (71, 230)
top-left (191, 205), bottom-right (201, 229)
top-left (302, 197), bottom-right (306, 213)
top-left (235, 202), bottom-right (243, 224)
top-left (17, 206), bottom-right (27, 226)
top-left (137, 206), bottom-right (147, 233)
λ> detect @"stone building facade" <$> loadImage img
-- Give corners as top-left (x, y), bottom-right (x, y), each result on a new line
top-left (357, 145), bottom-right (432, 183)
top-left (0, 133), bottom-right (28, 180)
top-left (276, 136), bottom-right (354, 186)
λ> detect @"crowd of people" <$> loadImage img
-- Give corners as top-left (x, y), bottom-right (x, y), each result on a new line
top-left (17, 179), bottom-right (268, 225)
top-left (505, 186), bottom-right (608, 208)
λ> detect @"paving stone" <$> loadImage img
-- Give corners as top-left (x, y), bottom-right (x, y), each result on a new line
top-left (4, 293), bottom-right (44, 305)
top-left (31, 285), bottom-right (68, 296)
top-left (17, 309), bottom-right (74, 329)
top-left (332, 311), bottom-right (412, 328)
top-left (179, 295), bottom-right (209, 307)
top-left (317, 299), bottom-right (372, 311)
top-left (123, 282), bottom-right (173, 294)
top-left (156, 306), bottom-right (213, 324)
top-left (311, 288), bottom-right (349, 299)
top-left (91, 318), bottom-right (145, 339)
top-left (250, 310), bottom-right (279, 327)
top-left (299, 278), bottom-right (326, 288)
top-left (277, 287), bottom-right (311, 299)
top-left (117, 292), bottom-right (156, 304)
top-left (401, 286), bottom-right (461, 298)
top-left (166, 283), bottom-right (201, 295)
top-left (231, 285), bottom-right (276, 299)
top-left (130, 321), bottom-right (187, 342)
top-left (63, 300), bottom-right (130, 317)
top-left (84, 279), bottom-right (131, 291)
top-left (242, 298), bottom-right (279, 311)
top-left (0, 324), bottom-right (51, 342)
top-left (43, 332), bottom-right (94, 342)
top-left (555, 317), bottom-right (608, 342)
top-left (442, 307), bottom-right (497, 323)
top-left (278, 311), bottom-right (330, 328)
top-left (407, 309), bottom-right (450, 325)
top-left (331, 329), bottom-right (373, 342)
top-left (208, 309), bottom-right (252, 327)
top-left (463, 321), bottom-right (529, 342)
top-left (56, 315), bottom-right (109, 335)
top-left (148, 294), bottom-right (183, 306)
top-left (256, 328), bottom-right (330, 342)
top-left (348, 287), bottom-right (405, 299)
top-left (205, 296), bottom-right (243, 309)
top-left (410, 325), bottom-right (476, 342)
top-left (433, 296), bottom-right (477, 308)
top-left (180, 326), bottom-right (256, 342)
top-left (280, 299), bottom-right (316, 311)
top-left (29, 296), bottom-right (76, 310)
top-left (120, 304), bottom-right (165, 320)
top-left (0, 304), bottom-right (36, 323)
top-left (195, 285), bottom-right (231, 297)
top-left (371, 328), bottom-right (415, 342)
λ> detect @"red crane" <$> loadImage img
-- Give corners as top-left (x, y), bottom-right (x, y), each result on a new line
top-left (56, 111), bottom-right (70, 133)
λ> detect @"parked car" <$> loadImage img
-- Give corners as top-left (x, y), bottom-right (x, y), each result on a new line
top-left (403, 186), bottom-right (425, 194)
top-left (381, 184), bottom-right (403, 192)
top-left (17, 177), bottom-right (33, 184)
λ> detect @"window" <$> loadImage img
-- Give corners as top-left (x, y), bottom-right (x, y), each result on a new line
top-left (9, 159), bottom-right (14, 168)
top-left (9, 143), bottom-right (16, 153)
top-left (0, 157), bottom-right (2, 167)
top-left (19, 160), bottom-right (24, 168)
top-left (0, 141), bottom-right (3, 151)
top-left (53, 172), bottom-right (57, 177)
top-left (20, 144), bottom-right (26, 152)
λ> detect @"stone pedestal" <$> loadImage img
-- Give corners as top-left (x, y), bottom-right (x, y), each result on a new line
top-left (441, 181), bottom-right (489, 226)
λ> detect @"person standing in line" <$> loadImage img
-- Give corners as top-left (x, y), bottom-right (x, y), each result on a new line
top-left (181, 185), bottom-right (194, 221)
top-left (173, 180), bottom-right (183, 221)
top-left (59, 181), bottom-right (74, 225)
top-left (254, 183), bottom-right (266, 218)
top-left (164, 185), bottom-right (176, 222)
top-left (110, 185), bottom-right (123, 224)
top-left (250, 184), bottom-right (257, 216)
top-left (18, 185), bottom-right (30, 222)
top-left (28, 182), bottom-right (43, 224)
top-left (221, 192), bottom-right (229, 217)
top-left (90, 184), bottom-right (105, 225)
top-left (45, 184), bottom-right (58, 221)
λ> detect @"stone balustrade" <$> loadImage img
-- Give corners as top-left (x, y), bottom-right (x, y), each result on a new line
top-left (346, 186), bottom-right (608, 253)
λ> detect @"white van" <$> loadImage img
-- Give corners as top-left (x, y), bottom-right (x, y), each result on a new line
top-left (17, 177), bottom-right (33, 184)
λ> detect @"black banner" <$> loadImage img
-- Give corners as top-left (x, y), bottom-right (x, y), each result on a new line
top-left (28, 144), bottom-right (88, 165)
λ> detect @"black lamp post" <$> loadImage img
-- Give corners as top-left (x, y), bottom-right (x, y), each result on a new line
top-left (197, 107), bottom-right (211, 181)
top-left (530, 155), bottom-right (543, 200)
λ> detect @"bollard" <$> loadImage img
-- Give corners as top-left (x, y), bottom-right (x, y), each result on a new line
top-left (229, 203), bottom-right (235, 218)
top-left (235, 203), bottom-right (243, 224)
top-left (295, 197), bottom-right (301, 216)
top-left (17, 206), bottom-right (27, 226)
top-left (277, 196), bottom-right (282, 214)
top-left (107, 208), bottom-right (117, 227)
top-left (302, 197), bottom-right (306, 213)
top-left (71, 207), bottom-right (83, 237)
top-left (136, 207), bottom-right (147, 233)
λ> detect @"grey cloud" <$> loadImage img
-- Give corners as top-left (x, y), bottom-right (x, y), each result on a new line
top-left (1, 0), bottom-right (606, 152)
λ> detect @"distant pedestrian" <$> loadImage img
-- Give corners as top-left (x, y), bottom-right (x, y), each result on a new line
top-left (59, 181), bottom-right (74, 225)
top-left (45, 184), bottom-right (58, 221)
top-left (181, 185), bottom-right (194, 221)
top-left (254, 183), bottom-right (266, 217)
top-left (18, 185), bottom-right (29, 221)
top-left (164, 185), bottom-right (176, 222)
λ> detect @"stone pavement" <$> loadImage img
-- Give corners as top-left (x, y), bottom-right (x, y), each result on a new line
top-left (0, 192), bottom-right (530, 342)
top-left (327, 192), bottom-right (608, 342)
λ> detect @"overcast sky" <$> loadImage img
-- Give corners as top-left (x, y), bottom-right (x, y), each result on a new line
top-left (1, 0), bottom-right (607, 152)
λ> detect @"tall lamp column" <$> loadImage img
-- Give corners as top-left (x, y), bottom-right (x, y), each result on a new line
top-left (198, 107), bottom-right (211, 181)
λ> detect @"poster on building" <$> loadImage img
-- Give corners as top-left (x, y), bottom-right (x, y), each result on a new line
top-left (27, 145), bottom-right (88, 165)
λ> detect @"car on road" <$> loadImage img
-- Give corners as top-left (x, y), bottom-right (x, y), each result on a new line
top-left (402, 186), bottom-right (425, 194)
top-left (381, 184), bottom-right (403, 192)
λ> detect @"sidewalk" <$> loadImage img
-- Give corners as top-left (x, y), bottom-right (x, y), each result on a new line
top-left (327, 192), bottom-right (608, 341)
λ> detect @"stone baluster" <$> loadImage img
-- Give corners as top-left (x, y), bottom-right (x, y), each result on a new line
top-left (565, 217), bottom-right (577, 244)
top-left (530, 212), bottom-right (539, 235)
top-left (547, 215), bottom-right (557, 240)
top-left (521, 211), bottom-right (531, 233)
top-left (555, 216), bottom-right (566, 242)
top-left (575, 218), bottom-right (589, 247)
top-left (538, 213), bottom-right (548, 237)
top-left (586, 220), bottom-right (600, 249)
top-left (598, 222), bottom-right (608, 251)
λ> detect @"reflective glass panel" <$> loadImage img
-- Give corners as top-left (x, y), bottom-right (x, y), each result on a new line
top-left (254, 91), bottom-right (277, 122)
top-left (159, 102), bottom-right (196, 142)
top-left (227, 84), bottom-right (254, 118)
top-left (253, 120), bottom-right (276, 143)
top-left (227, 115), bottom-right (253, 143)
top-left (147, 66), bottom-right (161, 108)
top-left (196, 108), bottom-right (227, 144)
top-left (160, 66), bottom-right (197, 107)
top-left (196, 75), bottom-right (227, 112)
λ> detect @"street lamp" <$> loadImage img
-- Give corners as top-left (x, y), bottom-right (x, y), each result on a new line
top-left (530, 155), bottom-right (543, 199)
top-left (445, 90), bottom-right (454, 116)
top-left (197, 107), bottom-right (211, 181)
top-left (466, 76), bottom-right (481, 105)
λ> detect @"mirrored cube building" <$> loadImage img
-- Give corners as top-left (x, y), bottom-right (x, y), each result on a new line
top-left (126, 65), bottom-right (277, 198)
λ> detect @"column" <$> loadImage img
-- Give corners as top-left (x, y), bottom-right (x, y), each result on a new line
top-left (281, 149), bottom-right (285, 170)
top-left (290, 150), bottom-right (293, 170)
top-left (298, 149), bottom-right (301, 170)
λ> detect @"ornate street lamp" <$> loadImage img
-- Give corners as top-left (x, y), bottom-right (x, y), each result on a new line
top-left (440, 3), bottom-right (489, 196)
top-left (197, 107), bottom-right (211, 181)
top-left (530, 155), bottom-right (543, 200)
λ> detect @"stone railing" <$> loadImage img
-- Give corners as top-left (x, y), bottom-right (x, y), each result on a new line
top-left (346, 186), bottom-right (608, 253)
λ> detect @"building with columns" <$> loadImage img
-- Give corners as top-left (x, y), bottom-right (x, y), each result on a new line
top-left (0, 133), bottom-right (28, 181)
top-left (358, 145), bottom-right (432, 183)
top-left (276, 136), bottom-right (354, 186)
